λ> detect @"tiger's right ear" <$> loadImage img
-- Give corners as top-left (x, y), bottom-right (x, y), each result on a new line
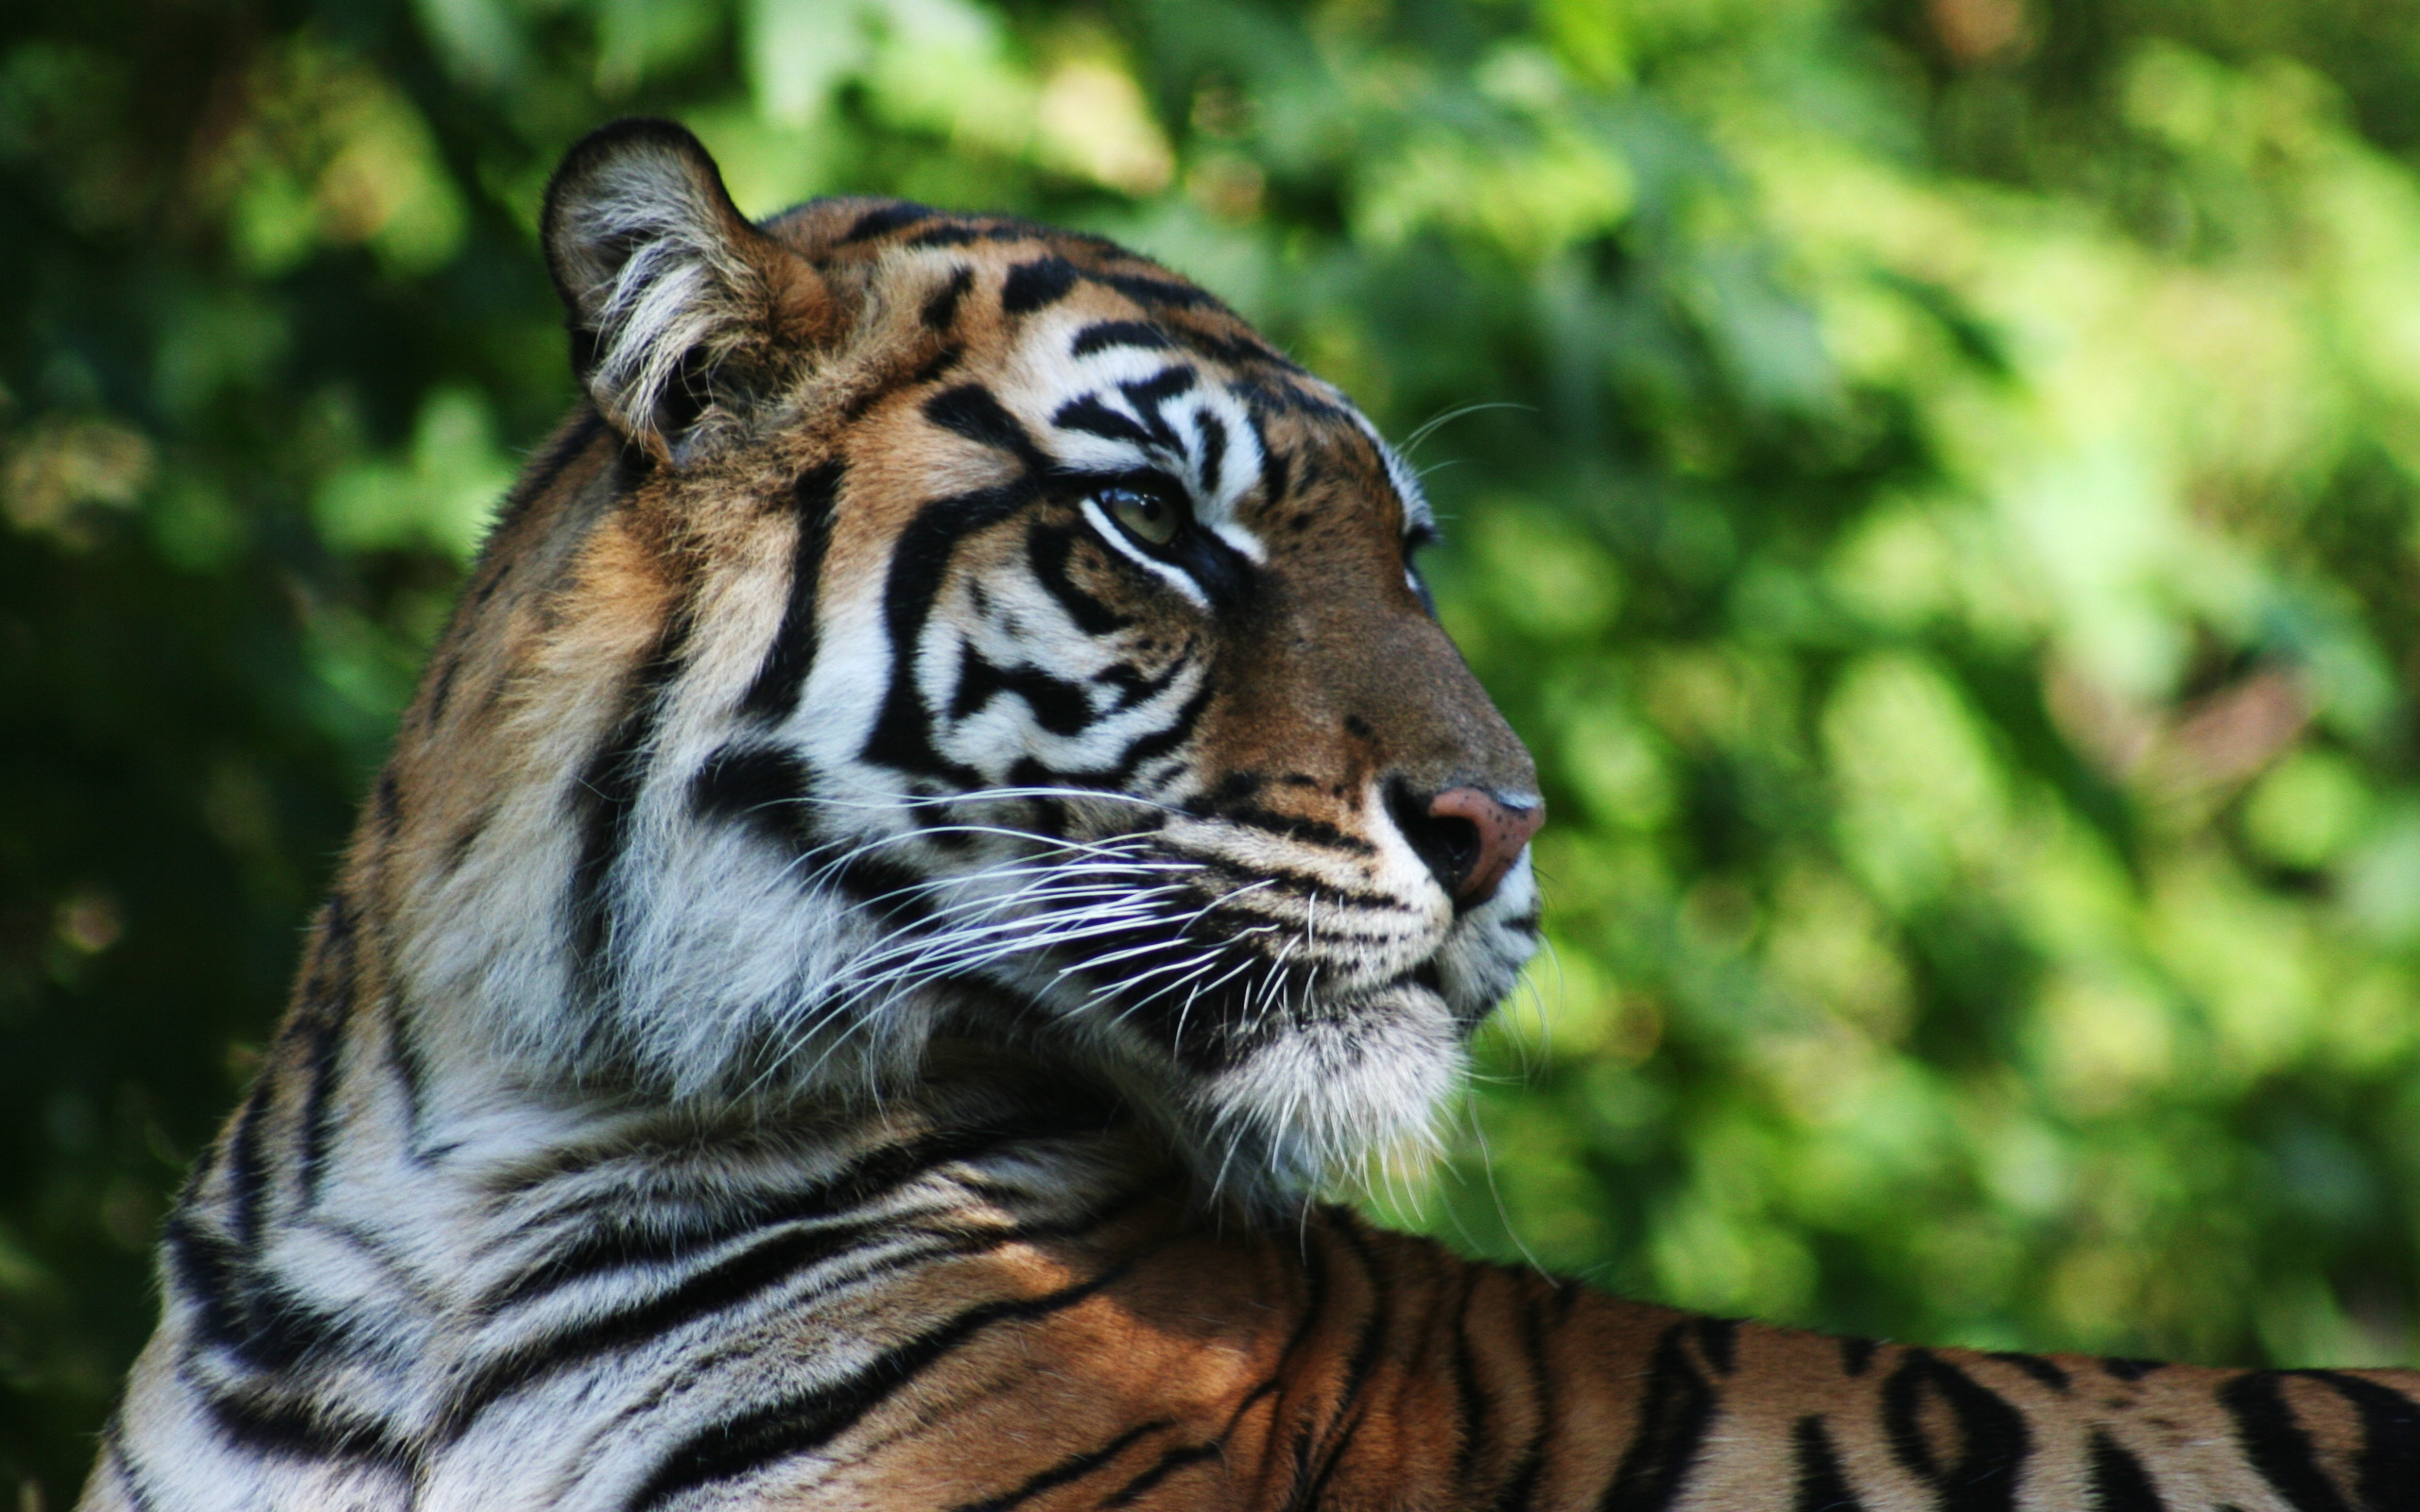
top-left (542, 119), bottom-right (835, 466)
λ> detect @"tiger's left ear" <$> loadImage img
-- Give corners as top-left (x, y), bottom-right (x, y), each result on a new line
top-left (543, 118), bottom-right (835, 465)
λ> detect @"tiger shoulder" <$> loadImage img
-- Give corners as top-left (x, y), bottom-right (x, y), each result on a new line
top-left (78, 117), bottom-right (2420, 1512)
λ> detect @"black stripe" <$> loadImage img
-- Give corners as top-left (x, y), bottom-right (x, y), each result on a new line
top-left (1089, 267), bottom-right (1217, 312)
top-left (1107, 678), bottom-right (1213, 781)
top-left (1195, 411), bottom-right (1228, 498)
top-left (859, 479), bottom-right (1043, 782)
top-left (101, 1418), bottom-right (166, 1512)
top-left (1878, 1350), bottom-right (2030, 1512)
top-left (1026, 523), bottom-right (1134, 635)
top-left (1986, 1350), bottom-right (2070, 1392)
top-left (221, 1086), bottom-right (274, 1248)
top-left (2222, 1372), bottom-right (2356, 1512)
top-left (1447, 1267), bottom-right (1490, 1497)
top-left (568, 602), bottom-right (694, 992)
top-left (1119, 366), bottom-right (1199, 449)
top-left (950, 1418), bottom-right (1172, 1512)
top-left (192, 1370), bottom-right (414, 1467)
top-left (1002, 256), bottom-right (1080, 315)
top-left (1172, 322), bottom-right (1293, 369)
top-left (2101, 1357), bottom-right (2163, 1383)
top-left (924, 266), bottom-right (976, 329)
top-left (1489, 1280), bottom-right (1556, 1512)
top-left (452, 1211), bottom-right (1120, 1437)
top-left (2086, 1429), bottom-right (2166, 1512)
top-left (1841, 1336), bottom-right (1877, 1377)
top-left (1072, 320), bottom-right (1174, 357)
top-left (1257, 435), bottom-right (1291, 507)
top-left (1599, 1322), bottom-right (1717, 1512)
top-left (689, 745), bottom-right (812, 852)
top-left (162, 1214), bottom-right (350, 1373)
top-left (2307, 1370), bottom-right (2420, 1511)
top-left (947, 646), bottom-right (1097, 733)
top-left (1053, 394), bottom-right (1156, 449)
top-left (1293, 1223), bottom-right (1393, 1507)
top-left (1189, 802), bottom-right (1375, 856)
top-left (842, 200), bottom-right (937, 243)
top-left (478, 1114), bottom-right (1098, 1309)
top-left (425, 650), bottom-right (465, 726)
top-left (1692, 1316), bottom-right (1738, 1376)
top-left (739, 459), bottom-right (845, 720)
top-left (906, 222), bottom-right (1035, 249)
top-left (1792, 1417), bottom-right (1863, 1512)
top-left (631, 1265), bottom-right (1129, 1507)
top-left (1102, 1441), bottom-right (1222, 1506)
top-left (925, 384), bottom-right (1054, 473)
top-left (290, 895), bottom-right (355, 1204)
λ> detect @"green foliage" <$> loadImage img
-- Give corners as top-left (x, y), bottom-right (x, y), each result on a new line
top-left (9, 0), bottom-right (2420, 1497)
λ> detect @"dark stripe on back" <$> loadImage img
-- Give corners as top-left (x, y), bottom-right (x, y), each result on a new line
top-left (924, 266), bottom-right (976, 329)
top-left (1090, 267), bottom-right (1217, 312)
top-left (2101, 1357), bottom-right (2164, 1383)
top-left (1841, 1336), bottom-right (1877, 1377)
top-left (1985, 1351), bottom-right (2069, 1392)
top-left (1878, 1349), bottom-right (2030, 1512)
top-left (1296, 1222), bottom-right (1394, 1504)
top-left (1599, 1321), bottom-right (1717, 1512)
top-left (631, 1264), bottom-right (1129, 1507)
top-left (2221, 1372), bottom-right (2358, 1512)
top-left (2307, 1370), bottom-right (2420, 1511)
top-left (1792, 1417), bottom-right (1863, 1512)
top-left (2085, 1429), bottom-right (2166, 1512)
top-left (738, 459), bottom-right (845, 720)
top-left (1692, 1316), bottom-right (1737, 1376)
top-left (1445, 1267), bottom-right (1490, 1497)
top-left (1489, 1280), bottom-right (1556, 1512)
top-left (1002, 256), bottom-right (1080, 315)
top-left (842, 201), bottom-right (937, 243)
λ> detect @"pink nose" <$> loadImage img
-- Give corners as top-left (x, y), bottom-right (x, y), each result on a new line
top-left (1424, 788), bottom-right (1546, 906)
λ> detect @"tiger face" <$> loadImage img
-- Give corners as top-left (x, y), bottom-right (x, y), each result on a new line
top-left (390, 120), bottom-right (1541, 1194)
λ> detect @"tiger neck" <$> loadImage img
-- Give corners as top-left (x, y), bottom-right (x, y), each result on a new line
top-left (174, 905), bottom-right (1188, 1383)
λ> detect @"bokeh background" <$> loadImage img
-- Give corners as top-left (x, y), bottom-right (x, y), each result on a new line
top-left (11, 0), bottom-right (2420, 1498)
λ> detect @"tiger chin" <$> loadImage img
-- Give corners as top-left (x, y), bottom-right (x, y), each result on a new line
top-left (83, 119), bottom-right (2420, 1512)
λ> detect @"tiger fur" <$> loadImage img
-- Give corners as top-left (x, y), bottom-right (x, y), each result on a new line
top-left (81, 118), bottom-right (2420, 1512)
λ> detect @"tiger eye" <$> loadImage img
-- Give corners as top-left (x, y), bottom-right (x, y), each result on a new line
top-left (1104, 487), bottom-right (1182, 548)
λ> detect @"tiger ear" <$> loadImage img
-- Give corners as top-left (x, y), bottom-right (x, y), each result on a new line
top-left (542, 119), bottom-right (834, 465)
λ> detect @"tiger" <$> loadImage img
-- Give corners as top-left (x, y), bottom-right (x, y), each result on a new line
top-left (78, 115), bottom-right (2420, 1512)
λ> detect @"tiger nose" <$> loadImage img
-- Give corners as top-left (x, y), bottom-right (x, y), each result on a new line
top-left (1398, 786), bottom-right (1546, 907)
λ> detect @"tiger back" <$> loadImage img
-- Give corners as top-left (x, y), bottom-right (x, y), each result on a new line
top-left (81, 118), bottom-right (2420, 1512)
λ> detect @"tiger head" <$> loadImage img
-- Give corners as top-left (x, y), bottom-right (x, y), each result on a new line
top-left (384, 120), bottom-right (1542, 1194)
